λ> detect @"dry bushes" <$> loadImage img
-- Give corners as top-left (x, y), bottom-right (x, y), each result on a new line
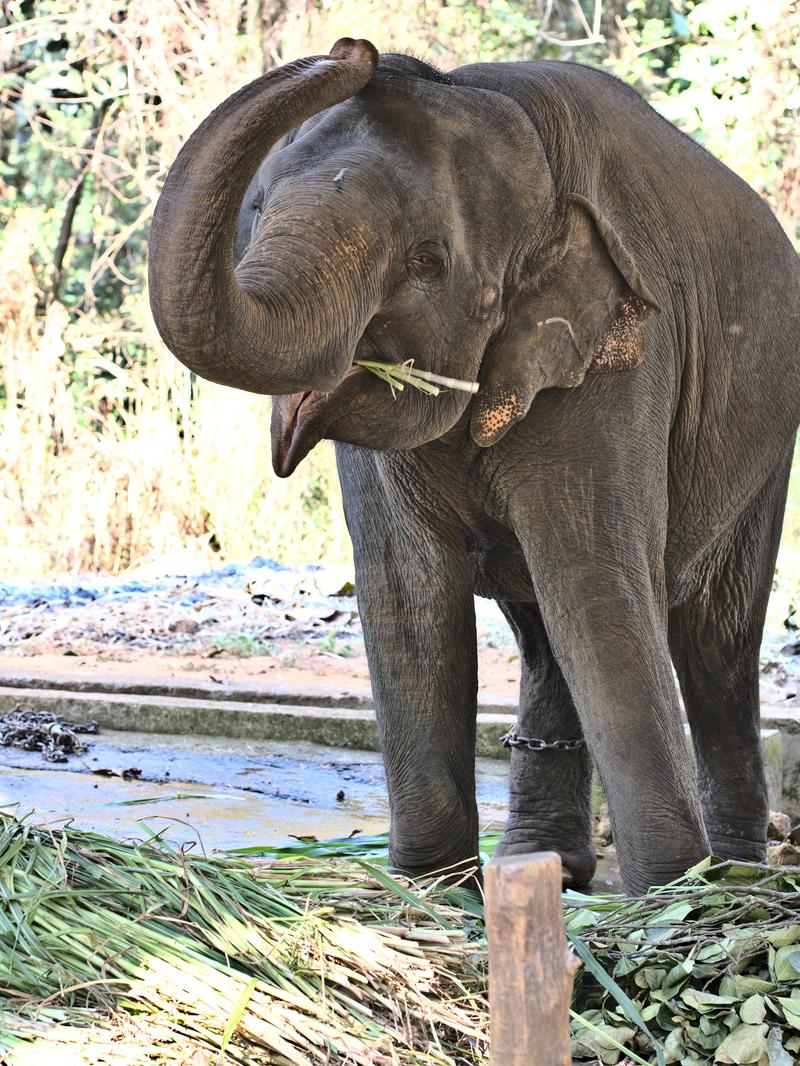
top-left (0, 1), bottom-right (351, 577)
top-left (0, 1), bottom-right (797, 579)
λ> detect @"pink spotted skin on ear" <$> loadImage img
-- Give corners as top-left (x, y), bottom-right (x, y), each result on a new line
top-left (472, 385), bottom-right (530, 447)
top-left (588, 295), bottom-right (651, 373)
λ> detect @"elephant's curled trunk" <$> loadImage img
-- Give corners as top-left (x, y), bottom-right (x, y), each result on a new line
top-left (148, 39), bottom-right (379, 395)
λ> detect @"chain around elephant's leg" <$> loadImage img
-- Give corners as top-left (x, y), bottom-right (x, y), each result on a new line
top-left (495, 600), bottom-right (596, 886)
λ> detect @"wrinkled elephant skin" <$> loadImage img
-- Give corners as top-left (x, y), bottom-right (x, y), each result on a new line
top-left (149, 43), bottom-right (800, 895)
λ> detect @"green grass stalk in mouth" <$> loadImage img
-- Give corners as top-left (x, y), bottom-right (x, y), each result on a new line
top-left (354, 359), bottom-right (480, 398)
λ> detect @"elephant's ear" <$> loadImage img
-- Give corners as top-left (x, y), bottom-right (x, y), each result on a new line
top-left (470, 194), bottom-right (659, 447)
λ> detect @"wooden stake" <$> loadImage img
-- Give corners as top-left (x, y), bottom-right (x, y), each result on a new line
top-left (486, 852), bottom-right (580, 1066)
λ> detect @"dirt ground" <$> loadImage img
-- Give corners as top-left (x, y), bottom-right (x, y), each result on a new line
top-left (1, 560), bottom-right (799, 707)
top-left (0, 562), bottom-right (521, 697)
top-left (0, 646), bottom-right (521, 698)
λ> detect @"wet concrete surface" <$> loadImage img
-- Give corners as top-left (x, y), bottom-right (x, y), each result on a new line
top-left (0, 727), bottom-right (622, 888)
top-left (0, 729), bottom-right (509, 850)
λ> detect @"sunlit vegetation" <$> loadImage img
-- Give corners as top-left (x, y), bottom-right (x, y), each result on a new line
top-left (0, 1), bottom-right (797, 578)
top-left (3, 818), bottom-right (800, 1063)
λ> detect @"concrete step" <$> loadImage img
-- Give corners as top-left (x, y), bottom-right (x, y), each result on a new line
top-left (760, 709), bottom-right (800, 816)
top-left (0, 684), bottom-right (516, 760)
top-left (0, 667), bottom-right (375, 711)
top-left (0, 666), bottom-right (517, 716)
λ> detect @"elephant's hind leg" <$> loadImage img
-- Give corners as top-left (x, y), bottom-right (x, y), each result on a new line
top-left (494, 600), bottom-right (596, 886)
top-left (668, 447), bottom-right (793, 862)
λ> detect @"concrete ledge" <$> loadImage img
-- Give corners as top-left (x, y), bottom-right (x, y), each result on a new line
top-left (0, 669), bottom-right (375, 710)
top-left (762, 709), bottom-right (800, 815)
top-left (0, 686), bottom-right (383, 749)
top-left (0, 685), bottom-right (517, 759)
top-left (759, 728), bottom-right (784, 813)
top-left (0, 668), bottom-right (517, 716)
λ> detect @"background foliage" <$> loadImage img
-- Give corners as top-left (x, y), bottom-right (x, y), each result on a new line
top-left (0, 0), bottom-right (797, 579)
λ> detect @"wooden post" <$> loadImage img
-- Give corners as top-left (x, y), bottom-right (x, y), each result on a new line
top-left (485, 852), bottom-right (580, 1066)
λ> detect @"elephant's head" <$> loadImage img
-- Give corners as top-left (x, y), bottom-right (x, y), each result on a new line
top-left (149, 40), bottom-right (658, 476)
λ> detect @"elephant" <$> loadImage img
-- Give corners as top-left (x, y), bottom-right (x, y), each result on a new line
top-left (148, 38), bottom-right (800, 895)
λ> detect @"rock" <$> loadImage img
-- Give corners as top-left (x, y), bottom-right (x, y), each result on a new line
top-left (767, 840), bottom-right (800, 866)
top-left (594, 802), bottom-right (613, 846)
top-left (768, 810), bottom-right (792, 840)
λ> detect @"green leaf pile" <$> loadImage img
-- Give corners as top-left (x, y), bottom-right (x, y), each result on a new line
top-left (565, 857), bottom-right (800, 1065)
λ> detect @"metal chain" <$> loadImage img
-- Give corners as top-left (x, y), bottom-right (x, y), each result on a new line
top-left (500, 729), bottom-right (586, 752)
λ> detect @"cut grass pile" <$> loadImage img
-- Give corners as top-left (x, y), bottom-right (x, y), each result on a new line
top-left (2, 819), bottom-right (800, 1064)
top-left (0, 819), bottom-right (487, 1065)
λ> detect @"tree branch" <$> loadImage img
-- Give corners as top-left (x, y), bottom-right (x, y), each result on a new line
top-left (51, 99), bottom-right (111, 304)
top-left (538, 0), bottom-right (604, 48)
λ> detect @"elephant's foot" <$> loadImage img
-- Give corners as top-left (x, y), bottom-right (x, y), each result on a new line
top-left (389, 826), bottom-right (482, 888)
top-left (494, 831), bottom-right (596, 887)
top-left (613, 822), bottom-right (711, 895)
top-left (706, 817), bottom-right (767, 865)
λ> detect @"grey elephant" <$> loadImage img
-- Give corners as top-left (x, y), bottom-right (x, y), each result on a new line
top-left (148, 39), bottom-right (800, 894)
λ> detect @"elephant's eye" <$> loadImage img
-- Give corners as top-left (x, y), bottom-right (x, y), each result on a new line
top-left (250, 193), bottom-right (264, 242)
top-left (407, 243), bottom-right (446, 282)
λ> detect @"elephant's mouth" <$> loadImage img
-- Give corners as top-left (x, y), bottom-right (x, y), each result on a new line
top-left (271, 364), bottom-right (368, 477)
top-left (271, 352), bottom-right (475, 477)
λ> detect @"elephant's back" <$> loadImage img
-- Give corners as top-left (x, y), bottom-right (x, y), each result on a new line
top-left (449, 60), bottom-right (798, 298)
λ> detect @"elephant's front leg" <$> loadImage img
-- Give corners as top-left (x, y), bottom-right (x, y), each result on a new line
top-left (509, 460), bottom-right (709, 894)
top-left (339, 453), bottom-right (479, 877)
top-left (360, 550), bottom-right (479, 875)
